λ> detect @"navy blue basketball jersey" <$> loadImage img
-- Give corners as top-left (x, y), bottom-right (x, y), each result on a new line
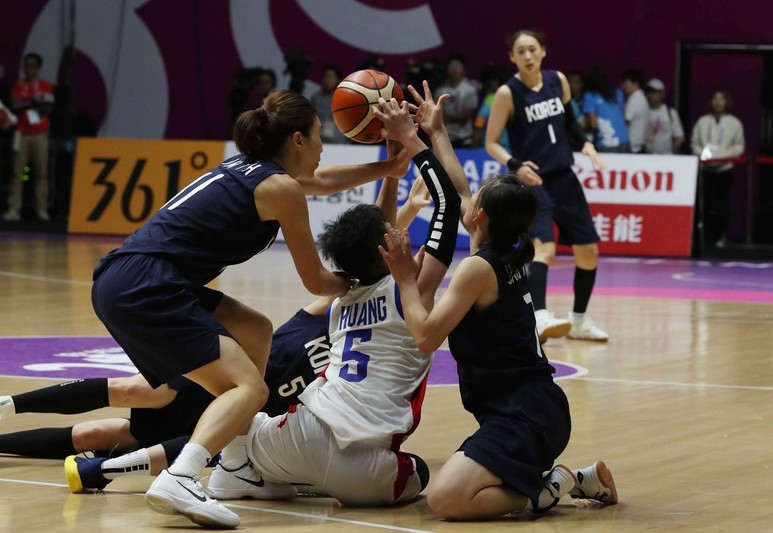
top-left (263, 309), bottom-right (330, 416)
top-left (448, 245), bottom-right (555, 419)
top-left (104, 156), bottom-right (284, 285)
top-left (505, 70), bottom-right (574, 175)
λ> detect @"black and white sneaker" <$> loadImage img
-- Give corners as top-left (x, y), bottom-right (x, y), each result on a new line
top-left (570, 461), bottom-right (618, 504)
top-left (207, 462), bottom-right (296, 500)
top-left (145, 469), bottom-right (240, 528)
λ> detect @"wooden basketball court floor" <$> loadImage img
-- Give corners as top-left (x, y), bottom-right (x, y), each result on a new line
top-left (1, 231), bottom-right (771, 532)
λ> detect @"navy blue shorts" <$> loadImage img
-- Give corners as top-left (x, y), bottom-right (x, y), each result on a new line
top-left (92, 253), bottom-right (229, 388)
top-left (129, 376), bottom-right (215, 447)
top-left (458, 379), bottom-right (571, 507)
top-left (529, 168), bottom-right (600, 246)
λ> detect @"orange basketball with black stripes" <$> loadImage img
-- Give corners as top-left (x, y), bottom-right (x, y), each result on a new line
top-left (331, 69), bottom-right (404, 144)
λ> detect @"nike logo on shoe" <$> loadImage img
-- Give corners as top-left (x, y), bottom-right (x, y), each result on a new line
top-left (235, 474), bottom-right (265, 487)
top-left (177, 480), bottom-right (208, 502)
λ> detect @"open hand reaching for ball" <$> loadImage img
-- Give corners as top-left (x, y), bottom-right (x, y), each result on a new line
top-left (372, 98), bottom-right (426, 156)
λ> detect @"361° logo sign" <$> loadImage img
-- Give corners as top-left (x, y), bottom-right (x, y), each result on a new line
top-left (68, 139), bottom-right (226, 235)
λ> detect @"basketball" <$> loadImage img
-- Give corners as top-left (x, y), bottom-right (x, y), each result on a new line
top-left (331, 69), bottom-right (404, 144)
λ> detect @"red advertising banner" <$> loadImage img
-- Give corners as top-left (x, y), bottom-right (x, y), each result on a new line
top-left (563, 153), bottom-right (699, 257)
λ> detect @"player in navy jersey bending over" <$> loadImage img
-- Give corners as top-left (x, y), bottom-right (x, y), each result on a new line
top-left (203, 84), bottom-right (468, 510)
top-left (90, 90), bottom-right (409, 528)
top-left (381, 153), bottom-right (618, 518)
top-left (486, 30), bottom-right (609, 343)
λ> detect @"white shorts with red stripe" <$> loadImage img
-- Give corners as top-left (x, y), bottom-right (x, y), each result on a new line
top-left (246, 405), bottom-right (422, 506)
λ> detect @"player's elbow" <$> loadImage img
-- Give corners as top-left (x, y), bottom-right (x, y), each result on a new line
top-left (416, 335), bottom-right (442, 354)
top-left (301, 270), bottom-right (334, 296)
top-left (302, 277), bottom-right (326, 296)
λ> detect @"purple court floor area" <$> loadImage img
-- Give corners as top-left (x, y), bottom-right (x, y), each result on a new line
top-left (441, 251), bottom-right (773, 305)
top-left (1, 232), bottom-right (772, 386)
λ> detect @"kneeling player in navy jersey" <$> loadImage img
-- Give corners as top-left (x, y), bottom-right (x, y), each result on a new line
top-left (381, 86), bottom-right (617, 519)
top-left (205, 84), bottom-right (467, 508)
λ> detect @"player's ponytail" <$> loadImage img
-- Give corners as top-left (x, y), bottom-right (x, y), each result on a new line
top-left (478, 173), bottom-right (537, 271)
top-left (233, 90), bottom-right (317, 161)
top-left (233, 108), bottom-right (268, 160)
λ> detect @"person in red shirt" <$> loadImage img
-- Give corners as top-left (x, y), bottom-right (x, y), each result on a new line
top-left (3, 53), bottom-right (55, 222)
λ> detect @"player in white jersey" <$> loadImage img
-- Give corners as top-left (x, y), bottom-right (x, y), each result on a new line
top-left (301, 273), bottom-right (431, 449)
top-left (206, 85), bottom-right (469, 510)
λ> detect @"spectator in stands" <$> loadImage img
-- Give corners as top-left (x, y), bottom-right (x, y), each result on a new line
top-left (436, 54), bottom-right (479, 147)
top-left (256, 68), bottom-right (277, 104)
top-left (644, 78), bottom-right (684, 154)
top-left (471, 64), bottom-right (509, 150)
top-left (0, 98), bottom-right (17, 130)
top-left (620, 68), bottom-right (647, 154)
top-left (566, 69), bottom-right (586, 127)
top-left (3, 53), bottom-right (54, 222)
top-left (690, 90), bottom-right (745, 249)
top-left (583, 65), bottom-right (630, 153)
top-left (310, 64), bottom-right (348, 144)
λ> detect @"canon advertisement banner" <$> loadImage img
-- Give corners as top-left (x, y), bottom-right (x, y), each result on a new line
top-left (572, 153), bottom-right (698, 257)
top-left (371, 149), bottom-right (698, 257)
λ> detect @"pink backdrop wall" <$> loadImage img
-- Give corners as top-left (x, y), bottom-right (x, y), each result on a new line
top-left (1, 0), bottom-right (769, 142)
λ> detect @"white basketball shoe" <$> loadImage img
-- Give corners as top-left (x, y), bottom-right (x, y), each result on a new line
top-left (535, 310), bottom-right (572, 344)
top-left (207, 461), bottom-right (297, 500)
top-left (567, 313), bottom-right (609, 342)
top-left (569, 461), bottom-right (618, 504)
top-left (145, 469), bottom-right (240, 528)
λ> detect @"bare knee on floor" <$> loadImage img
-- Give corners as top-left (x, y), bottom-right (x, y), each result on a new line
top-left (427, 485), bottom-right (469, 520)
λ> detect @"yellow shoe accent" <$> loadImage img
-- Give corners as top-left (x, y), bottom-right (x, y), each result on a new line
top-left (64, 455), bottom-right (85, 493)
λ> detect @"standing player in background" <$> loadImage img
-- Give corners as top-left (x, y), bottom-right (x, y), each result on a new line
top-left (205, 84), bottom-right (466, 512)
top-left (485, 30), bottom-right (609, 343)
top-left (380, 90), bottom-right (617, 516)
top-left (90, 89), bottom-right (409, 528)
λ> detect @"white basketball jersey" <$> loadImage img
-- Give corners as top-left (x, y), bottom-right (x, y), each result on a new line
top-left (299, 276), bottom-right (432, 449)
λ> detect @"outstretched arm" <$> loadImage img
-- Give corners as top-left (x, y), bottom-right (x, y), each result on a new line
top-left (395, 176), bottom-right (430, 232)
top-left (297, 143), bottom-right (410, 195)
top-left (380, 232), bottom-right (491, 352)
top-left (373, 97), bottom-right (461, 312)
top-left (256, 175), bottom-right (351, 296)
top-left (374, 140), bottom-right (406, 226)
top-left (408, 81), bottom-right (473, 220)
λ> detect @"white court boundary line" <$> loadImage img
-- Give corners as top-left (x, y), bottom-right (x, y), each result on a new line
top-left (576, 376), bottom-right (773, 391)
top-left (428, 377), bottom-right (773, 391)
top-left (0, 478), bottom-right (433, 533)
top-left (0, 270), bottom-right (92, 286)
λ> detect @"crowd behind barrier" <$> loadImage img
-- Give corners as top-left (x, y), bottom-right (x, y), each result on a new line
top-left (1, 51), bottom-right (770, 257)
top-left (66, 140), bottom-right (699, 257)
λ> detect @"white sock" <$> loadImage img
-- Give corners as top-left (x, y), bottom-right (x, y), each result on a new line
top-left (101, 448), bottom-right (151, 479)
top-left (535, 309), bottom-right (550, 320)
top-left (531, 467), bottom-right (575, 511)
top-left (570, 312), bottom-right (586, 324)
top-left (167, 443), bottom-right (211, 478)
top-left (219, 435), bottom-right (248, 469)
top-left (0, 396), bottom-right (15, 418)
